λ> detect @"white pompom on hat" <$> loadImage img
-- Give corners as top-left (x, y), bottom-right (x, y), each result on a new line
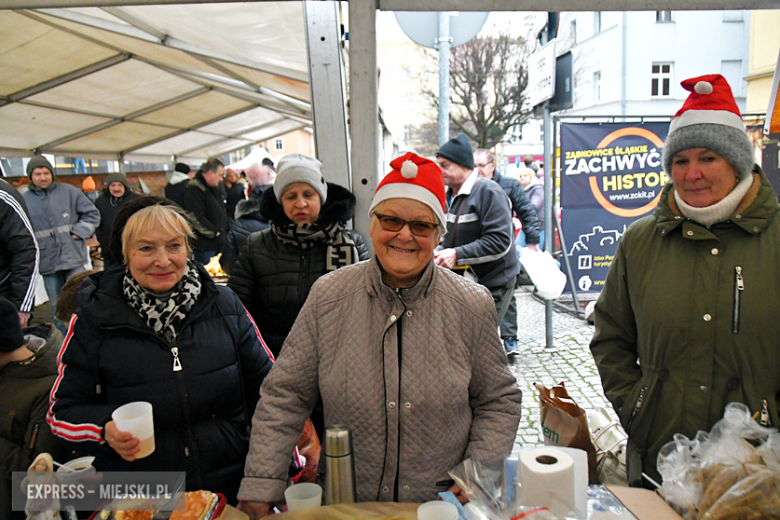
top-left (663, 74), bottom-right (754, 180)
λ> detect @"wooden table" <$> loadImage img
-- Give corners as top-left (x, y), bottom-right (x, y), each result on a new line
top-left (273, 503), bottom-right (419, 520)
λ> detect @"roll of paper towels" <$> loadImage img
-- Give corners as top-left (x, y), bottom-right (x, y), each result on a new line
top-left (517, 447), bottom-right (577, 518)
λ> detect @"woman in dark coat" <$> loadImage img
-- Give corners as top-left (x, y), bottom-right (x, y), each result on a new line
top-left (47, 199), bottom-right (275, 503)
top-left (228, 154), bottom-right (370, 359)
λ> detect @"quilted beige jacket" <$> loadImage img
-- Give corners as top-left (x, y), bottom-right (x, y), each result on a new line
top-left (238, 256), bottom-right (522, 504)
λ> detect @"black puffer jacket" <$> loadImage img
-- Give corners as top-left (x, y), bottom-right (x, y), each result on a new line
top-left (47, 264), bottom-right (274, 503)
top-left (94, 177), bottom-right (140, 266)
top-left (182, 173), bottom-right (229, 252)
top-left (228, 182), bottom-right (370, 357)
top-left (220, 193), bottom-right (270, 276)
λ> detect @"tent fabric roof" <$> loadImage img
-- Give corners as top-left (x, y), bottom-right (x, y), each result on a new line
top-left (0, 3), bottom-right (312, 163)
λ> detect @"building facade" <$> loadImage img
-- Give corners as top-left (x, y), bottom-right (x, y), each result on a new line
top-left (553, 10), bottom-right (750, 117)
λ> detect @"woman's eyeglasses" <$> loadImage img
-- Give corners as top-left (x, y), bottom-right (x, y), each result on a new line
top-left (374, 213), bottom-right (438, 237)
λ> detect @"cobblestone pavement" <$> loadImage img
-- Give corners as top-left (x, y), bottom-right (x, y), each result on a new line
top-left (506, 287), bottom-right (616, 456)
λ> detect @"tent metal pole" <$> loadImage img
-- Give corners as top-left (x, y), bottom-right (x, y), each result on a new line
top-left (2, 54), bottom-right (131, 106)
top-left (304, 1), bottom-right (351, 190)
top-left (349, 0), bottom-right (379, 254)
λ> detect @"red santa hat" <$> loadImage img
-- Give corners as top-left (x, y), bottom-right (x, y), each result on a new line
top-left (669, 74), bottom-right (744, 133)
top-left (369, 152), bottom-right (446, 229)
top-left (663, 74), bottom-right (753, 180)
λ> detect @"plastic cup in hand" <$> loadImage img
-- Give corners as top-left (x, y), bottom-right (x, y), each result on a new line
top-left (284, 483), bottom-right (322, 511)
top-left (417, 501), bottom-right (458, 520)
top-left (111, 402), bottom-right (155, 459)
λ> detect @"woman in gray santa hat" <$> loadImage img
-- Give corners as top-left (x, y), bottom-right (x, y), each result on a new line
top-left (591, 74), bottom-right (780, 488)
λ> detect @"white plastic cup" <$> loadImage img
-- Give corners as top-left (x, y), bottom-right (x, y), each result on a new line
top-left (284, 483), bottom-right (322, 511)
top-left (417, 500), bottom-right (458, 520)
top-left (111, 401), bottom-right (155, 459)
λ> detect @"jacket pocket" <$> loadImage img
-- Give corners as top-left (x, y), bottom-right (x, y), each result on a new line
top-left (622, 371), bottom-right (664, 487)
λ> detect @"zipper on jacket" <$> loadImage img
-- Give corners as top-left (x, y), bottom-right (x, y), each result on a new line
top-left (626, 385), bottom-right (647, 434)
top-left (171, 347), bottom-right (183, 371)
top-left (733, 266), bottom-right (744, 334)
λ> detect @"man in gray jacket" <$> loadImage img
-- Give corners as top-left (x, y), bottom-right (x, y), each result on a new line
top-left (435, 134), bottom-right (520, 356)
top-left (23, 156), bottom-right (99, 334)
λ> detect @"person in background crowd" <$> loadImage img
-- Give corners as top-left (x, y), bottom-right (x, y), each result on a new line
top-left (434, 134), bottom-right (520, 357)
top-left (474, 149), bottom-right (540, 357)
top-left (262, 157), bottom-right (276, 172)
top-left (54, 269), bottom-right (98, 324)
top-left (220, 193), bottom-right (270, 276)
top-left (518, 168), bottom-right (545, 249)
top-left (229, 153), bottom-right (369, 359)
top-left (164, 162), bottom-right (193, 208)
top-left (475, 150), bottom-right (540, 250)
top-left (47, 200), bottom-right (275, 504)
top-left (524, 155), bottom-right (538, 173)
top-left (183, 158), bottom-right (229, 265)
top-left (245, 160), bottom-right (277, 199)
top-left (23, 156), bottom-right (100, 335)
top-left (94, 173), bottom-right (140, 267)
top-left (0, 296), bottom-right (64, 520)
top-left (12, 177), bottom-right (30, 195)
top-left (237, 152), bottom-right (521, 518)
top-left (220, 160), bottom-right (276, 275)
top-left (0, 178), bottom-right (37, 326)
top-left (224, 168), bottom-right (246, 222)
top-left (591, 74), bottom-right (780, 488)
top-left (82, 176), bottom-right (99, 203)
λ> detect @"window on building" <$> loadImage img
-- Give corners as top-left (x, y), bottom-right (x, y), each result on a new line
top-left (404, 125), bottom-right (412, 142)
top-left (274, 138), bottom-right (284, 151)
top-left (721, 60), bottom-right (743, 97)
top-left (593, 71), bottom-right (602, 102)
top-left (593, 12), bottom-right (601, 33)
top-left (402, 66), bottom-right (410, 79)
top-left (422, 67), bottom-right (429, 80)
top-left (723, 10), bottom-right (743, 22)
top-left (656, 11), bottom-right (673, 23)
top-left (651, 63), bottom-right (672, 97)
top-left (403, 94), bottom-right (412, 110)
top-left (570, 20), bottom-right (577, 44)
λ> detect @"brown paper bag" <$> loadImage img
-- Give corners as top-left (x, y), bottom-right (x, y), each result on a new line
top-left (535, 381), bottom-right (599, 483)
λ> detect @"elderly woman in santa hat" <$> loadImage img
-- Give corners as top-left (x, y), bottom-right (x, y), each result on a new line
top-left (237, 153), bottom-right (521, 517)
top-left (591, 74), bottom-right (780, 488)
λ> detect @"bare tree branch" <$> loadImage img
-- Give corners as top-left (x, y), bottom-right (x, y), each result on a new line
top-left (419, 32), bottom-right (534, 150)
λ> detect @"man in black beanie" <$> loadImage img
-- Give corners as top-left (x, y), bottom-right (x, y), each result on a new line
top-left (0, 296), bottom-right (64, 507)
top-left (435, 133), bottom-right (521, 357)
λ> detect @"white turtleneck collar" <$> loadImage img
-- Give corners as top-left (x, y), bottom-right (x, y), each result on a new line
top-left (673, 174), bottom-right (753, 227)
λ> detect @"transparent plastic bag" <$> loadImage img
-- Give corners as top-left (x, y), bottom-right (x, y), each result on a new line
top-left (657, 403), bottom-right (780, 520)
top-left (657, 433), bottom-right (705, 518)
top-left (697, 403), bottom-right (771, 468)
top-left (448, 458), bottom-right (575, 520)
top-left (701, 468), bottom-right (780, 520)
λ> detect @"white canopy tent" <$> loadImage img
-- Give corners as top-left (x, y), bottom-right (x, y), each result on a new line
top-left (1, 0), bottom-right (776, 242)
top-left (0, 3), bottom-right (313, 164)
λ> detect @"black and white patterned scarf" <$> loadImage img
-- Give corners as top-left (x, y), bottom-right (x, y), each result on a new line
top-left (272, 221), bottom-right (359, 271)
top-left (123, 261), bottom-right (202, 345)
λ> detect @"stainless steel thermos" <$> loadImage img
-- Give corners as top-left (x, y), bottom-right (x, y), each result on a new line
top-left (324, 425), bottom-right (357, 504)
